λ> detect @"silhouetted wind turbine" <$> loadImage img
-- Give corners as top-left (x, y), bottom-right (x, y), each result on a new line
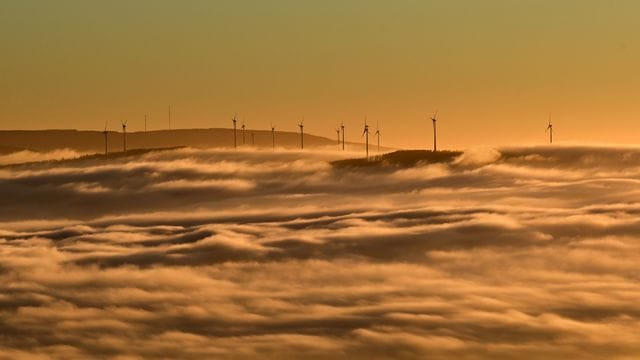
top-left (103, 121), bottom-right (108, 158)
top-left (232, 113), bottom-right (238, 149)
top-left (271, 124), bottom-right (276, 149)
top-left (242, 120), bottom-right (246, 145)
top-left (298, 119), bottom-right (304, 149)
top-left (121, 120), bottom-right (128, 153)
top-left (335, 128), bottom-right (341, 146)
top-left (341, 121), bottom-right (345, 150)
top-left (431, 111), bottom-right (438, 152)
top-left (374, 121), bottom-right (381, 153)
top-left (362, 118), bottom-right (370, 159)
top-left (546, 115), bottom-right (553, 144)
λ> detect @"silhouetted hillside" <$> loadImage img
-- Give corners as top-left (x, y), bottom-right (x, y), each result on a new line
top-left (0, 145), bottom-right (27, 154)
top-left (332, 150), bottom-right (462, 168)
top-left (0, 147), bottom-right (185, 168)
top-left (0, 129), bottom-right (340, 153)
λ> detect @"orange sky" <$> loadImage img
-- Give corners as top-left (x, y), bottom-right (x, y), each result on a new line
top-left (2, 1), bottom-right (640, 148)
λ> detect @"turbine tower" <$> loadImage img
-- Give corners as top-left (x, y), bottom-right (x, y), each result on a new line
top-left (242, 120), bottom-right (246, 145)
top-left (362, 118), bottom-right (370, 159)
top-left (121, 120), bottom-right (128, 153)
top-left (298, 119), bottom-right (304, 149)
top-left (336, 128), bottom-right (341, 146)
top-left (103, 121), bottom-right (108, 158)
top-left (546, 115), bottom-right (553, 144)
top-left (341, 121), bottom-right (345, 150)
top-left (271, 124), bottom-right (276, 149)
top-left (374, 121), bottom-right (381, 153)
top-left (431, 111), bottom-right (438, 152)
top-left (232, 113), bottom-right (238, 149)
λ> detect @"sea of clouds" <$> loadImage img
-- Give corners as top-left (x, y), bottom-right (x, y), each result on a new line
top-left (1, 146), bottom-right (640, 359)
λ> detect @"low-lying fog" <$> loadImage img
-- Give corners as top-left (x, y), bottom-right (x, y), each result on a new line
top-left (2, 146), bottom-right (640, 359)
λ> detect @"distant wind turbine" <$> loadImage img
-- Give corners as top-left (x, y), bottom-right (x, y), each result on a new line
top-left (374, 121), bottom-right (381, 153)
top-left (121, 120), bottom-right (128, 153)
top-left (298, 119), bottom-right (304, 149)
top-left (271, 124), bottom-right (276, 149)
top-left (103, 121), bottom-right (108, 158)
top-left (335, 128), bottom-right (341, 146)
top-left (232, 113), bottom-right (238, 149)
top-left (242, 120), bottom-right (246, 145)
top-left (341, 121), bottom-right (345, 150)
top-left (546, 115), bottom-right (553, 144)
top-left (362, 118), bottom-right (370, 159)
top-left (431, 111), bottom-right (438, 152)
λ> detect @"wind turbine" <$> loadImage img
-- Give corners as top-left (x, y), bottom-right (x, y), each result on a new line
top-left (103, 121), bottom-right (108, 158)
top-left (232, 113), bottom-right (238, 149)
top-left (335, 128), bottom-right (341, 146)
top-left (242, 120), bottom-right (246, 145)
top-left (341, 121), bottom-right (345, 150)
top-left (374, 121), bottom-right (381, 153)
top-left (546, 115), bottom-right (553, 144)
top-left (271, 124), bottom-right (276, 149)
top-left (121, 120), bottom-right (128, 153)
top-left (298, 119), bottom-right (304, 149)
top-left (431, 111), bottom-right (438, 152)
top-left (362, 118), bottom-right (370, 159)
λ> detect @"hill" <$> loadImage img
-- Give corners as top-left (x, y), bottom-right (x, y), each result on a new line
top-left (332, 150), bottom-right (462, 168)
top-left (0, 145), bottom-right (27, 154)
top-left (0, 128), bottom-right (341, 153)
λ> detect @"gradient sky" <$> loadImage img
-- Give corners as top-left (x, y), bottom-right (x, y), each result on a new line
top-left (2, 0), bottom-right (640, 148)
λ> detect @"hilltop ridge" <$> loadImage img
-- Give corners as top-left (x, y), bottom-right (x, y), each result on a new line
top-left (0, 128), bottom-right (344, 153)
top-left (332, 150), bottom-right (462, 168)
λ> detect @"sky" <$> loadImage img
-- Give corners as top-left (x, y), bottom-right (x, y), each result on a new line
top-left (2, 0), bottom-right (640, 148)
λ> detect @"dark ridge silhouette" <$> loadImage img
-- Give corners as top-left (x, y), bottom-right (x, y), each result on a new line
top-left (0, 145), bottom-right (27, 154)
top-left (0, 128), bottom-right (342, 153)
top-left (67, 147), bottom-right (186, 163)
top-left (0, 147), bottom-right (185, 169)
top-left (332, 150), bottom-right (462, 168)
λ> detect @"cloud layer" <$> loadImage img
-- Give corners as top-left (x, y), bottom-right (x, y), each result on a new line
top-left (2, 146), bottom-right (640, 359)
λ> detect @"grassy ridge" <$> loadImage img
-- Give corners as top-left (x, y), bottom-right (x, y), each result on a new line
top-left (332, 150), bottom-right (462, 168)
top-left (0, 147), bottom-right (185, 168)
